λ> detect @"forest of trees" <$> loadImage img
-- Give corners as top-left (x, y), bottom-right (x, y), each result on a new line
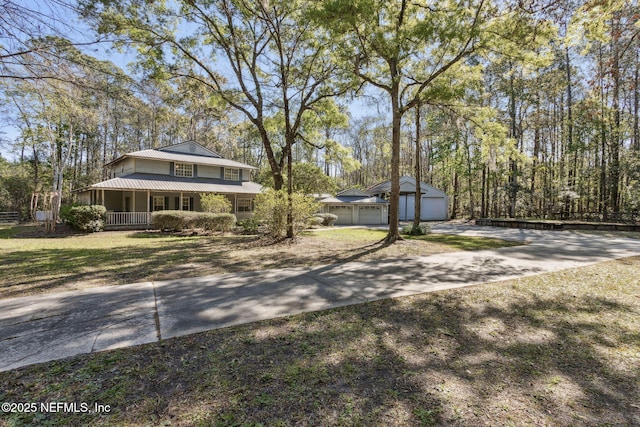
top-left (1, 0), bottom-right (639, 236)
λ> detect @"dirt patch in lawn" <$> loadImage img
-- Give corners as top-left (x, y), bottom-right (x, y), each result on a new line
top-left (1, 257), bottom-right (638, 426)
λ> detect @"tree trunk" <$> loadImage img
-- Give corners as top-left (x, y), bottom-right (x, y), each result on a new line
top-left (531, 89), bottom-right (540, 217)
top-left (565, 46), bottom-right (575, 218)
top-left (464, 132), bottom-right (475, 219)
top-left (610, 18), bottom-right (621, 214)
top-left (508, 68), bottom-right (518, 218)
top-left (634, 52), bottom-right (639, 151)
top-left (413, 103), bottom-right (422, 229)
top-left (386, 78), bottom-right (402, 242)
top-left (481, 166), bottom-right (487, 218)
top-left (286, 137), bottom-right (294, 239)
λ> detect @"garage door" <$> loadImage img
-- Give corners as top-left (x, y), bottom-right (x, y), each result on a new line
top-left (399, 195), bottom-right (410, 220)
top-left (328, 206), bottom-right (353, 225)
top-left (358, 206), bottom-right (383, 224)
top-left (423, 197), bottom-right (447, 220)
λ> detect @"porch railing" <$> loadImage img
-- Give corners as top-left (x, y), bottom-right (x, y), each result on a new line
top-left (106, 212), bottom-right (151, 226)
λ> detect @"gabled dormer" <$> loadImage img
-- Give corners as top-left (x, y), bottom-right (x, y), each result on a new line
top-left (158, 140), bottom-right (222, 158)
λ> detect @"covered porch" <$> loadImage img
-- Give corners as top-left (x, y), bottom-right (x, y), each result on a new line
top-left (77, 188), bottom-right (256, 229)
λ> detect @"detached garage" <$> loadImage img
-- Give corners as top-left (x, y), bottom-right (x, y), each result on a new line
top-left (319, 189), bottom-right (389, 225)
top-left (368, 176), bottom-right (449, 221)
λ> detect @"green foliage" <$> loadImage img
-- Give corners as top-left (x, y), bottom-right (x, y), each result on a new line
top-left (257, 163), bottom-right (338, 195)
top-left (307, 216), bottom-right (323, 227)
top-left (401, 224), bottom-right (431, 236)
top-left (314, 213), bottom-right (338, 226)
top-left (200, 193), bottom-right (232, 213)
top-left (192, 213), bottom-right (237, 232)
top-left (255, 168), bottom-right (276, 189)
top-left (152, 211), bottom-right (236, 232)
top-left (67, 205), bottom-right (107, 232)
top-left (0, 158), bottom-right (34, 219)
top-left (254, 188), bottom-right (319, 237)
top-left (292, 163), bottom-right (337, 195)
top-left (237, 218), bottom-right (259, 234)
top-left (60, 203), bottom-right (82, 224)
top-left (152, 211), bottom-right (192, 231)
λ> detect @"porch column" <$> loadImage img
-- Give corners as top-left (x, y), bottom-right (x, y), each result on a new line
top-left (101, 189), bottom-right (105, 206)
top-left (132, 191), bottom-right (136, 213)
top-left (146, 190), bottom-right (150, 225)
top-left (180, 192), bottom-right (183, 210)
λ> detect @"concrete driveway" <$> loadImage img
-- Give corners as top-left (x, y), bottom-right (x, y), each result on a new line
top-left (1, 224), bottom-right (639, 372)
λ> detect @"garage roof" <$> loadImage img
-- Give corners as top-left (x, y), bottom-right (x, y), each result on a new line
top-left (368, 176), bottom-right (447, 197)
top-left (319, 195), bottom-right (388, 205)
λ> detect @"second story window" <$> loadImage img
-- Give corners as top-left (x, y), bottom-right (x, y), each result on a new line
top-left (224, 167), bottom-right (239, 181)
top-left (175, 163), bottom-right (193, 177)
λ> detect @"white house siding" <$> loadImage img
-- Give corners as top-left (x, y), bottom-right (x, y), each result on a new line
top-left (198, 165), bottom-right (222, 179)
top-left (136, 158), bottom-right (170, 175)
top-left (162, 142), bottom-right (219, 157)
top-left (114, 158), bottom-right (135, 177)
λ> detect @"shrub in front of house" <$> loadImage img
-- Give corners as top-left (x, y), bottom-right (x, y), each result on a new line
top-left (67, 205), bottom-right (107, 232)
top-left (314, 213), bottom-right (338, 226)
top-left (401, 224), bottom-right (431, 236)
top-left (253, 188), bottom-right (319, 237)
top-left (152, 211), bottom-right (192, 231)
top-left (200, 193), bottom-right (232, 213)
top-left (237, 218), bottom-right (259, 234)
top-left (59, 203), bottom-right (82, 224)
top-left (307, 216), bottom-right (323, 227)
top-left (152, 211), bottom-right (236, 232)
top-left (191, 212), bottom-right (237, 232)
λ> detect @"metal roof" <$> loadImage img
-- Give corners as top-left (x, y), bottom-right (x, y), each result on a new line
top-left (106, 149), bottom-right (257, 170)
top-left (86, 173), bottom-right (263, 194)
top-left (319, 195), bottom-right (388, 205)
top-left (336, 188), bottom-right (371, 197)
top-left (367, 176), bottom-right (447, 197)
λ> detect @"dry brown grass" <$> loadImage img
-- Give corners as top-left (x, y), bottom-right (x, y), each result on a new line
top-left (1, 256), bottom-right (639, 426)
top-left (0, 225), bottom-right (518, 299)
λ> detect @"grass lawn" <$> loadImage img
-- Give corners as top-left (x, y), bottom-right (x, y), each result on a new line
top-left (0, 224), bottom-right (520, 299)
top-left (1, 256), bottom-right (638, 426)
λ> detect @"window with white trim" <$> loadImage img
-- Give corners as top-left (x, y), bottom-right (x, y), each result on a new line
top-left (175, 163), bottom-right (194, 177)
top-left (237, 199), bottom-right (253, 212)
top-left (153, 196), bottom-right (165, 211)
top-left (182, 196), bottom-right (191, 211)
top-left (224, 167), bottom-right (239, 181)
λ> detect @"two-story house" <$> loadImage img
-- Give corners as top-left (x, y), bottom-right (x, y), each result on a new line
top-left (76, 141), bottom-right (262, 228)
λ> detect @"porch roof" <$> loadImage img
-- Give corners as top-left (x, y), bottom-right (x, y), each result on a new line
top-left (85, 173), bottom-right (263, 195)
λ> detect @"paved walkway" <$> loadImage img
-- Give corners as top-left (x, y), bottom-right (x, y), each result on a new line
top-left (2, 225), bottom-right (640, 372)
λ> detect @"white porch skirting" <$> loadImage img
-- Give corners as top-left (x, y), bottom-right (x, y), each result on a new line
top-left (106, 212), bottom-right (151, 226)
